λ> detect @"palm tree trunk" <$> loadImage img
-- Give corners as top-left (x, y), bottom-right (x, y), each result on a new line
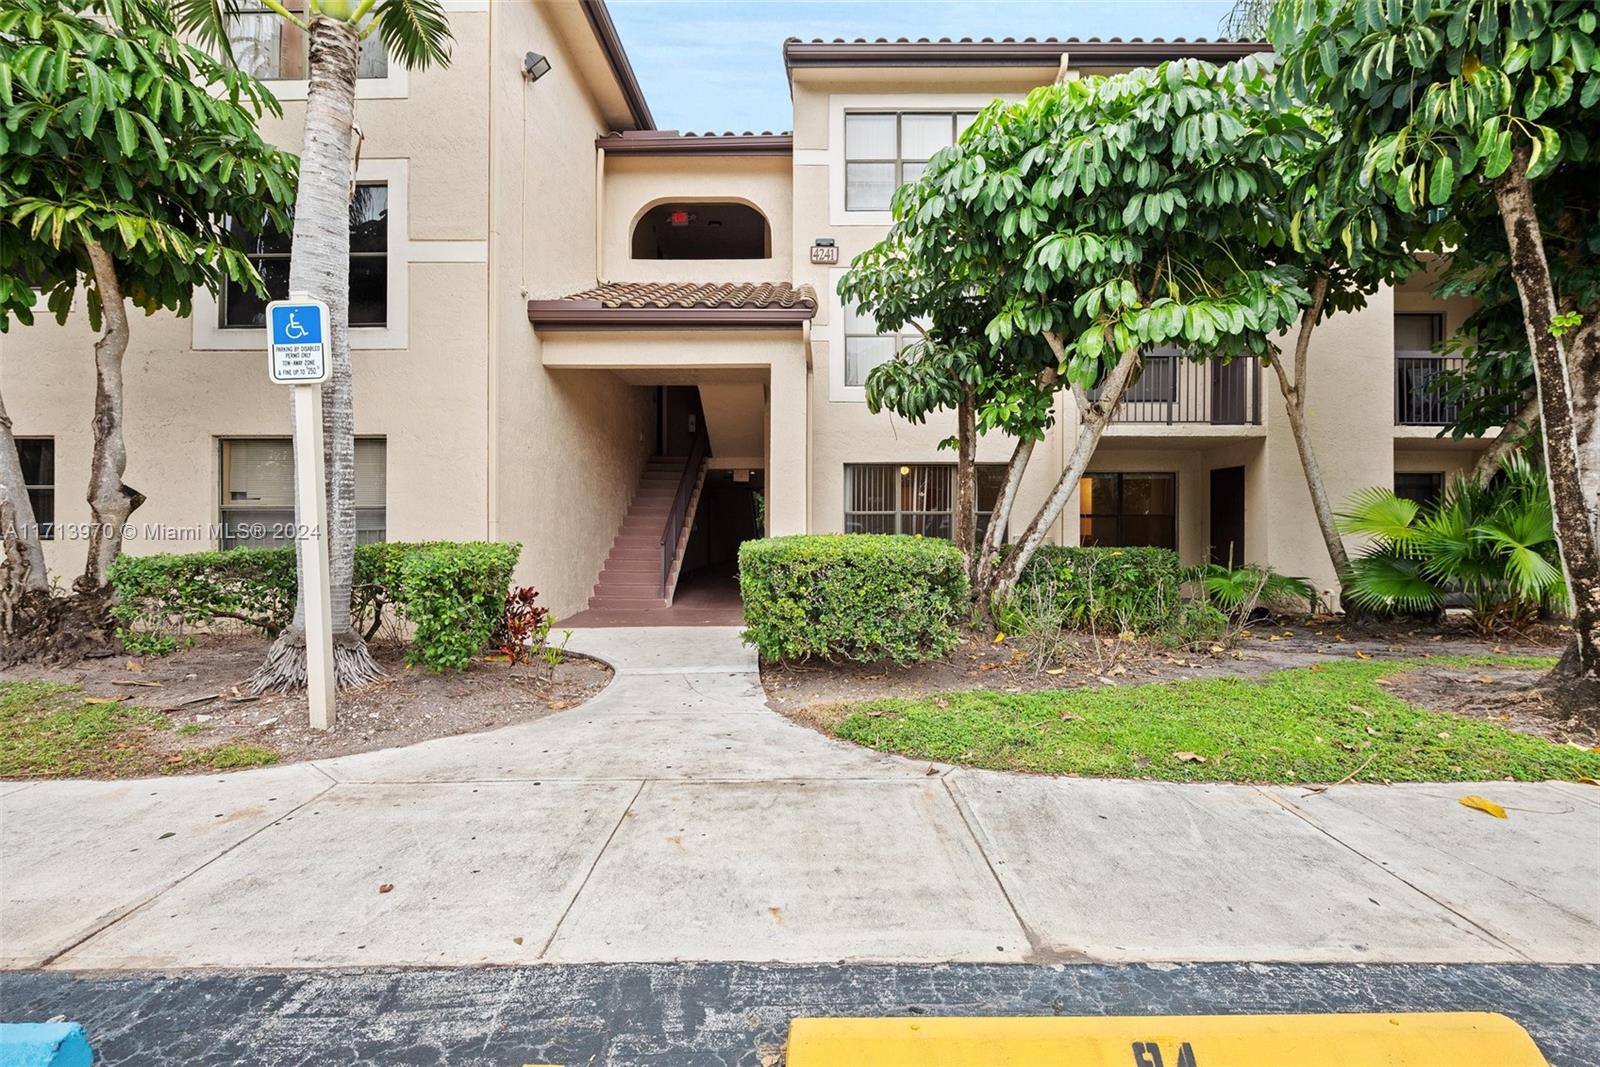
top-left (253, 14), bottom-right (380, 691)
top-left (1493, 152), bottom-right (1600, 679)
top-left (988, 344), bottom-right (1142, 603)
top-left (1268, 274), bottom-right (1350, 589)
top-left (79, 242), bottom-right (146, 597)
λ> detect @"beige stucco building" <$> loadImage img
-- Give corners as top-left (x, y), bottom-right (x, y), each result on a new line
top-left (3, 3), bottom-right (1496, 620)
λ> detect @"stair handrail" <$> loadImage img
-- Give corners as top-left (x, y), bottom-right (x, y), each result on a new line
top-left (660, 420), bottom-right (709, 598)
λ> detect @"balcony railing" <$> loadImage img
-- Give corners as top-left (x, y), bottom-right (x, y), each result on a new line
top-left (1100, 354), bottom-right (1262, 426)
top-left (1395, 352), bottom-right (1463, 426)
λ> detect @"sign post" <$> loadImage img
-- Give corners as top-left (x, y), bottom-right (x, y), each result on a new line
top-left (267, 294), bottom-right (335, 730)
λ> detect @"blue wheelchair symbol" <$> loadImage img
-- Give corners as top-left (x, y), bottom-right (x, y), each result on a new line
top-left (271, 304), bottom-right (323, 345)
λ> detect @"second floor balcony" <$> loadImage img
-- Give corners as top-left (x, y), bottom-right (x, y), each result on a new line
top-left (1101, 352), bottom-right (1263, 427)
top-left (1395, 352), bottom-right (1463, 426)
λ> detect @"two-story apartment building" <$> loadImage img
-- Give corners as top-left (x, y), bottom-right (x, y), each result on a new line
top-left (4, 2), bottom-right (1496, 620)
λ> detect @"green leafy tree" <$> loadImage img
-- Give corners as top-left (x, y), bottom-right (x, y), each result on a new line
top-left (0, 0), bottom-right (294, 661)
top-left (1271, 0), bottom-right (1600, 681)
top-left (842, 57), bottom-right (1311, 610)
top-left (178, 0), bottom-right (452, 691)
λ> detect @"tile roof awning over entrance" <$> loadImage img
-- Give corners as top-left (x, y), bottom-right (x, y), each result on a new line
top-left (783, 36), bottom-right (1270, 70)
top-left (528, 281), bottom-right (818, 330)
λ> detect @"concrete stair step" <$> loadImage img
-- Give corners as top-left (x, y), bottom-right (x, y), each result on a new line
top-left (588, 595), bottom-right (671, 611)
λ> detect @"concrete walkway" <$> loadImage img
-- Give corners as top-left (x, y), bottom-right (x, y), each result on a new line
top-left (3, 627), bottom-right (1597, 971)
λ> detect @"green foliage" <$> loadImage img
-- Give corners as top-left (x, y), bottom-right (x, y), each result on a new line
top-left (176, 0), bottom-right (454, 76)
top-left (1190, 562), bottom-right (1317, 617)
top-left (739, 535), bottom-right (969, 663)
top-left (0, 0), bottom-right (296, 329)
top-left (1158, 600), bottom-right (1232, 649)
top-left (1339, 456), bottom-right (1566, 628)
top-left (1270, 0), bottom-right (1600, 441)
top-left (396, 542), bottom-right (521, 671)
top-left (109, 547), bottom-right (298, 649)
top-left (827, 655), bottom-right (1593, 783)
top-left (1006, 546), bottom-right (1187, 635)
top-left (109, 541), bottom-right (522, 670)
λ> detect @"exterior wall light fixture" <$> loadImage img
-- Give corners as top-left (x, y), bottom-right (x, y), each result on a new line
top-left (523, 52), bottom-right (552, 82)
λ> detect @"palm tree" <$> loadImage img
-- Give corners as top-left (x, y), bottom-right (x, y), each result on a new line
top-left (1338, 456), bottom-right (1566, 633)
top-left (178, 0), bottom-right (452, 690)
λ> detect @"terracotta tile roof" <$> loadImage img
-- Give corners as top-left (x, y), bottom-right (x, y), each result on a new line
top-left (595, 130), bottom-right (793, 155)
top-left (566, 281), bottom-right (817, 311)
top-left (528, 281), bottom-right (817, 329)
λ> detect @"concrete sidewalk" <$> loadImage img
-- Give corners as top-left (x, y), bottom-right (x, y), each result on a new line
top-left (3, 627), bottom-right (1597, 971)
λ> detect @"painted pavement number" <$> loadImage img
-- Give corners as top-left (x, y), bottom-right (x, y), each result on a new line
top-left (266, 298), bottom-right (330, 384)
top-left (784, 1012), bottom-right (1550, 1067)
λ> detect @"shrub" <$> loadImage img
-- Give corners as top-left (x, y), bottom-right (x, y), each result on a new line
top-left (1338, 456), bottom-right (1565, 631)
top-left (110, 547), bottom-right (297, 653)
top-left (1157, 600), bottom-right (1231, 649)
top-left (1189, 562), bottom-right (1316, 618)
top-left (740, 534), bottom-right (968, 663)
top-left (1007, 545), bottom-right (1185, 635)
top-left (398, 542), bottom-right (522, 671)
top-left (109, 541), bottom-right (523, 670)
top-left (493, 585), bottom-right (553, 665)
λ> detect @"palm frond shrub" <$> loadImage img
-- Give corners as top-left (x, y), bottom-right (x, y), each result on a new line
top-left (1338, 456), bottom-right (1567, 631)
top-left (1188, 563), bottom-right (1316, 618)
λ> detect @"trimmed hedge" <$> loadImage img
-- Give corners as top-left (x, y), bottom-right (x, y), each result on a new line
top-left (108, 541), bottom-right (522, 670)
top-left (1010, 545), bottom-right (1186, 635)
top-left (739, 534), bottom-right (968, 663)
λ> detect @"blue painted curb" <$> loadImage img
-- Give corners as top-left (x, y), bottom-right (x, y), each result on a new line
top-left (0, 1023), bottom-right (93, 1067)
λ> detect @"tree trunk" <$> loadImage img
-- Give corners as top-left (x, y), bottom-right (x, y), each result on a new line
top-left (1493, 154), bottom-right (1600, 678)
top-left (988, 345), bottom-right (1142, 603)
top-left (1, 387), bottom-right (52, 650)
top-left (79, 242), bottom-right (145, 595)
top-left (253, 15), bottom-right (380, 692)
top-left (1268, 273), bottom-right (1349, 596)
top-left (972, 435), bottom-right (1035, 620)
top-left (954, 384), bottom-right (977, 573)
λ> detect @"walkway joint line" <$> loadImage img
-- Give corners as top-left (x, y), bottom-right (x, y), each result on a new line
top-left (35, 779), bottom-right (340, 969)
top-left (538, 778), bottom-right (647, 958)
top-left (1254, 787), bottom-right (1534, 961)
top-left (939, 773), bottom-right (1053, 963)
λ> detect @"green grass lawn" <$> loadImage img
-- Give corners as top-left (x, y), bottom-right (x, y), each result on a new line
top-left (827, 656), bottom-right (1600, 784)
top-left (0, 681), bottom-right (279, 779)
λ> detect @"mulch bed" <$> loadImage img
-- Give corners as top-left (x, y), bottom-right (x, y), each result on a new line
top-left (761, 615), bottom-right (1590, 746)
top-left (0, 633), bottom-right (612, 770)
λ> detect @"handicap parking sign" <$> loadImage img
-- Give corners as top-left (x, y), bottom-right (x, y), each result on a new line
top-left (266, 298), bottom-right (331, 384)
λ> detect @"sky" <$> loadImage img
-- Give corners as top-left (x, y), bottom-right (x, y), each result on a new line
top-left (606, 1), bottom-right (1243, 133)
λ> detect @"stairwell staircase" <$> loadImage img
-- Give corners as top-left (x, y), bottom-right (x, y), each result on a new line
top-left (586, 455), bottom-right (707, 611)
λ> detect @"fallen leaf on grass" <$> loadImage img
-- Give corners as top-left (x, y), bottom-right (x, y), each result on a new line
top-left (83, 696), bottom-right (126, 705)
top-left (1575, 777), bottom-right (1600, 787)
top-left (992, 631), bottom-right (1007, 643)
top-left (1059, 711), bottom-right (1079, 722)
top-left (1173, 752), bottom-right (1207, 764)
top-left (1458, 795), bottom-right (1507, 819)
top-left (378, 883), bottom-right (395, 893)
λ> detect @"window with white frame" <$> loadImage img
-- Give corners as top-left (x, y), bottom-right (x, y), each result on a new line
top-left (17, 438), bottom-right (54, 540)
top-left (225, 3), bottom-right (387, 81)
top-left (844, 463), bottom-right (1006, 541)
top-left (843, 111), bottom-right (980, 211)
top-left (220, 438), bottom-right (387, 549)
top-left (221, 183), bottom-right (389, 329)
top-left (841, 298), bottom-right (918, 389)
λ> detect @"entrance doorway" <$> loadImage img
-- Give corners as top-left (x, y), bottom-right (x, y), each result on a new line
top-left (1209, 466), bottom-right (1246, 566)
top-left (678, 468), bottom-right (764, 604)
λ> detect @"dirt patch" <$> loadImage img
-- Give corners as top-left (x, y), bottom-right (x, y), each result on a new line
top-left (0, 633), bottom-right (612, 775)
top-left (1384, 664), bottom-right (1600, 747)
top-left (763, 615), bottom-right (1577, 741)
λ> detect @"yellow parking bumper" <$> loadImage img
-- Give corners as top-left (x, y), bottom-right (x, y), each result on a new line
top-left (785, 1012), bottom-right (1548, 1067)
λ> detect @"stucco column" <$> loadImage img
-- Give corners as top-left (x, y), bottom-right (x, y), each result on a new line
top-left (767, 354), bottom-right (808, 535)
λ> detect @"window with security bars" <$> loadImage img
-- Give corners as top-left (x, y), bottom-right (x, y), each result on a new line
top-left (844, 111), bottom-right (980, 211)
top-left (844, 463), bottom-right (1006, 541)
top-left (221, 182), bottom-right (389, 329)
top-left (224, 3), bottom-right (388, 81)
top-left (1078, 472), bottom-right (1177, 549)
top-left (219, 438), bottom-right (387, 548)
